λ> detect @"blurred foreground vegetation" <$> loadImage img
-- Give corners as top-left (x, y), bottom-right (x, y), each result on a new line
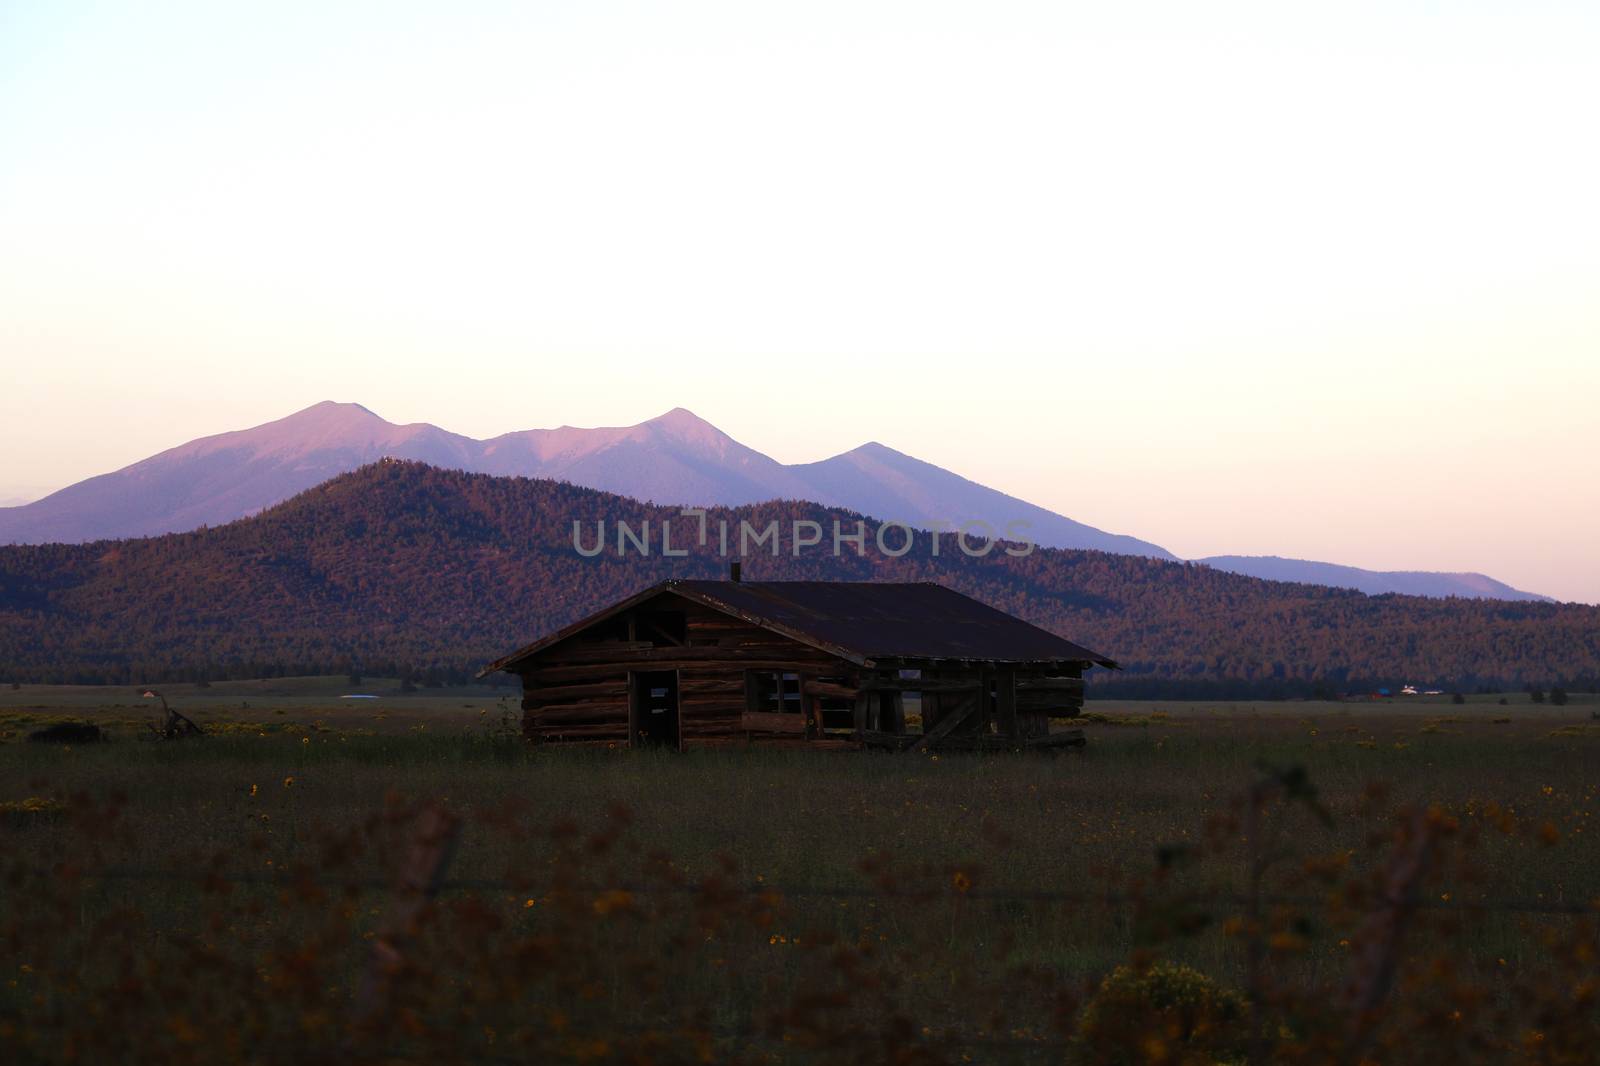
top-left (2, 686), bottom-right (1598, 1063)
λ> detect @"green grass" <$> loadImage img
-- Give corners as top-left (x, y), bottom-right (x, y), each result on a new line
top-left (2, 683), bottom-right (1598, 1063)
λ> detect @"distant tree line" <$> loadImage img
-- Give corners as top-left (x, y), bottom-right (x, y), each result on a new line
top-left (1, 462), bottom-right (1597, 695)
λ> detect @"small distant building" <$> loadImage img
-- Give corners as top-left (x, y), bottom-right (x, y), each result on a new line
top-left (480, 578), bottom-right (1116, 751)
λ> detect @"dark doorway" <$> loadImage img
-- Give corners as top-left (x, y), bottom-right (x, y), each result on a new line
top-left (630, 670), bottom-right (680, 749)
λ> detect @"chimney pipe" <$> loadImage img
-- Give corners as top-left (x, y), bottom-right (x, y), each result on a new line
top-left (729, 561), bottom-right (741, 583)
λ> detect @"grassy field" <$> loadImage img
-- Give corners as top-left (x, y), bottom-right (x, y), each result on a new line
top-left (0, 675), bottom-right (514, 738)
top-left (3, 680), bottom-right (1598, 1063)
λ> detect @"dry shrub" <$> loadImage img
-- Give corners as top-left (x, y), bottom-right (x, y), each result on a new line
top-left (1075, 962), bottom-right (1246, 1065)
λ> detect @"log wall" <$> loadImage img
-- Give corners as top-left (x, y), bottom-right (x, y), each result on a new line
top-left (513, 592), bottom-right (1091, 749)
top-left (518, 595), bottom-right (854, 748)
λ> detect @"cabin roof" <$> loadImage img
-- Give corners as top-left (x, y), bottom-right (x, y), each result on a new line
top-left (481, 579), bottom-right (1117, 675)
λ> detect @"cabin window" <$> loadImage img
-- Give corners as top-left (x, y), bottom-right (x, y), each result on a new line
top-left (580, 615), bottom-right (633, 643)
top-left (639, 610), bottom-right (687, 647)
top-left (745, 670), bottom-right (803, 714)
top-left (579, 610), bottom-right (687, 646)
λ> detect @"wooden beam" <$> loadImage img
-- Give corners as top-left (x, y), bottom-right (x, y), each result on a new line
top-left (527, 702), bottom-right (630, 724)
top-left (529, 655), bottom-right (840, 683)
top-left (804, 680), bottom-right (861, 701)
top-left (1016, 677), bottom-right (1086, 695)
top-left (677, 678), bottom-right (744, 696)
top-left (523, 680), bottom-right (629, 701)
top-left (860, 678), bottom-right (981, 694)
top-left (741, 711), bottom-right (807, 734)
top-left (910, 696), bottom-right (978, 752)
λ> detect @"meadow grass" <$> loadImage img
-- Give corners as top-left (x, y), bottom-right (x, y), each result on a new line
top-left (2, 685), bottom-right (1597, 1063)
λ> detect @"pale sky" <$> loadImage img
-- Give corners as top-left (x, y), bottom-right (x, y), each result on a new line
top-left (2, 1), bottom-right (1597, 601)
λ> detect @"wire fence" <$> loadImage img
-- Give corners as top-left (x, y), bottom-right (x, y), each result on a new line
top-left (5, 767), bottom-right (1600, 1065)
top-left (23, 862), bottom-right (1600, 916)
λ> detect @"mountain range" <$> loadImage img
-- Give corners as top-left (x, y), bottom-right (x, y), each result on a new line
top-left (2, 462), bottom-right (1593, 690)
top-left (1194, 556), bottom-right (1546, 601)
top-left (0, 401), bottom-right (1553, 602)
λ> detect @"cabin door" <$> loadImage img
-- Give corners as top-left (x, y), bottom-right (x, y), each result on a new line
top-left (630, 670), bottom-right (681, 750)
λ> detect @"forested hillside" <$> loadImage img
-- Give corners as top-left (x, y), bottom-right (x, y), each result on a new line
top-left (1, 462), bottom-right (1595, 693)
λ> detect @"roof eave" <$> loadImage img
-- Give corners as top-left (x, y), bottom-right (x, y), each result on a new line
top-left (474, 580), bottom-right (678, 678)
top-left (873, 653), bottom-right (1119, 670)
top-left (476, 578), bottom-right (875, 678)
top-left (478, 578), bottom-right (1118, 677)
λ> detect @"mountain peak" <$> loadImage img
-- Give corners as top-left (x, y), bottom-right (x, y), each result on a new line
top-left (639, 407), bottom-right (730, 447)
top-left (646, 406), bottom-right (716, 430)
top-left (825, 441), bottom-right (924, 471)
top-left (289, 400), bottom-right (382, 422)
top-left (232, 400), bottom-right (408, 454)
top-left (654, 406), bottom-right (704, 422)
top-left (849, 441), bottom-right (903, 458)
top-left (256, 401), bottom-right (392, 440)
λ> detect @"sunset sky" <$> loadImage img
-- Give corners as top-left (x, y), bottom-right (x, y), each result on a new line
top-left (2, 2), bottom-right (1597, 601)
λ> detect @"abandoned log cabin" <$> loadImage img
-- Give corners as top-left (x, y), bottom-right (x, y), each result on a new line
top-left (481, 578), bottom-right (1117, 752)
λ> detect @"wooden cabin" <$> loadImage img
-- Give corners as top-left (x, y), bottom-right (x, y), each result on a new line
top-left (480, 578), bottom-right (1117, 752)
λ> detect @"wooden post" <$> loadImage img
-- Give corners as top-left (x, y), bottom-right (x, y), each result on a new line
top-left (744, 670), bottom-right (762, 714)
top-left (626, 671), bottom-right (638, 746)
top-left (997, 667), bottom-right (1017, 740)
top-left (799, 673), bottom-right (818, 739)
top-left (348, 804), bottom-right (462, 1047)
top-left (1341, 808), bottom-right (1438, 1061)
top-left (920, 669), bottom-right (940, 737)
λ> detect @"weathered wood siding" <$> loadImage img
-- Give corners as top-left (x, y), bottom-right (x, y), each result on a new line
top-left (517, 594), bottom-right (854, 748)
top-left (1016, 670), bottom-right (1086, 736)
top-left (513, 590), bottom-right (1092, 749)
